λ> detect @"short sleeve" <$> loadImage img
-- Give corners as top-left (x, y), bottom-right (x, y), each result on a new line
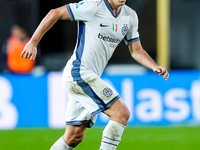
top-left (124, 11), bottom-right (140, 45)
top-left (66, 0), bottom-right (97, 22)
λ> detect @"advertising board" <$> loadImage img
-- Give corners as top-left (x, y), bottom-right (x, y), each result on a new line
top-left (0, 71), bottom-right (200, 129)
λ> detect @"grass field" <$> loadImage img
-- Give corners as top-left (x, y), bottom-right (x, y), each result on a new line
top-left (0, 126), bottom-right (200, 150)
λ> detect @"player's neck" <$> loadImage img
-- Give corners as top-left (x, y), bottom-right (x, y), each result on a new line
top-left (108, 0), bottom-right (122, 16)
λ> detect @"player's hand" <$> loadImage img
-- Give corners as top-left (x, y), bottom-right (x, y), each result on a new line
top-left (153, 66), bottom-right (169, 81)
top-left (21, 41), bottom-right (37, 61)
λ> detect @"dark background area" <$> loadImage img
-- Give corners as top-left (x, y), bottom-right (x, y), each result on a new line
top-left (0, 0), bottom-right (200, 71)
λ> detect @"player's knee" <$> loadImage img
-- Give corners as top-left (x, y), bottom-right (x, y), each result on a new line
top-left (124, 107), bottom-right (130, 121)
top-left (117, 106), bottom-right (130, 121)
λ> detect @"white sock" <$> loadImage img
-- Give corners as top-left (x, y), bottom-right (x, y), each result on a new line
top-left (50, 136), bottom-right (74, 150)
top-left (99, 120), bottom-right (125, 150)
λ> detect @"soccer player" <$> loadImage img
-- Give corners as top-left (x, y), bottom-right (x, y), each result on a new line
top-left (21, 0), bottom-right (169, 149)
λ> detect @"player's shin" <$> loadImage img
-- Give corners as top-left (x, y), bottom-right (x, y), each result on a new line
top-left (50, 136), bottom-right (74, 150)
top-left (99, 120), bottom-right (125, 150)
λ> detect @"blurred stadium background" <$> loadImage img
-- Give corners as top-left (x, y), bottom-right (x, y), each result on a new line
top-left (1, 0), bottom-right (200, 149)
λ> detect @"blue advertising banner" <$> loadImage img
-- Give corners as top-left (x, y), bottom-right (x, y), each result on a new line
top-left (0, 70), bottom-right (200, 129)
top-left (0, 73), bottom-right (48, 129)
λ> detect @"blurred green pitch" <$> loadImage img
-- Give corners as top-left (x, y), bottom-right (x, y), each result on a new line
top-left (0, 126), bottom-right (200, 150)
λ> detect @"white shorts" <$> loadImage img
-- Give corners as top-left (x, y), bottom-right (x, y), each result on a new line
top-left (63, 74), bottom-right (120, 128)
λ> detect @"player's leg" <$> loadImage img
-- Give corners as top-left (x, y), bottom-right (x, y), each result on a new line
top-left (99, 98), bottom-right (130, 150)
top-left (50, 124), bottom-right (87, 150)
top-left (63, 123), bottom-right (87, 147)
top-left (75, 75), bottom-right (130, 150)
top-left (104, 98), bottom-right (130, 126)
top-left (50, 81), bottom-right (98, 150)
top-left (62, 75), bottom-right (129, 150)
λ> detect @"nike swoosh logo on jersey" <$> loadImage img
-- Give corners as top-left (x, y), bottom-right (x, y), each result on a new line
top-left (100, 23), bottom-right (109, 27)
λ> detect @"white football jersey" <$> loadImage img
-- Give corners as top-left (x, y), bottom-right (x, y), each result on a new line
top-left (62, 0), bottom-right (140, 82)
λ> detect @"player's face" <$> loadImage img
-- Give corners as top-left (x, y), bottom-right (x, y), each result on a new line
top-left (109, 0), bottom-right (126, 7)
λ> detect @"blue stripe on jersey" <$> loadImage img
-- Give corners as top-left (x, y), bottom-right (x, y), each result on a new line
top-left (106, 95), bottom-right (120, 108)
top-left (91, 95), bottom-right (120, 116)
top-left (66, 120), bottom-right (94, 128)
top-left (76, 79), bottom-right (108, 112)
top-left (91, 108), bottom-right (102, 116)
top-left (124, 37), bottom-right (140, 45)
top-left (104, 0), bottom-right (122, 18)
top-left (66, 4), bottom-right (75, 21)
top-left (66, 120), bottom-right (84, 125)
top-left (71, 21), bottom-right (85, 81)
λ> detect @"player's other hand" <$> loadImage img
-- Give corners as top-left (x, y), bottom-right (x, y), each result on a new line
top-left (21, 41), bottom-right (37, 61)
top-left (153, 66), bottom-right (169, 81)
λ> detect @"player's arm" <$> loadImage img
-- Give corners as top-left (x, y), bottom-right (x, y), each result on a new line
top-left (21, 5), bottom-right (70, 60)
top-left (128, 40), bottom-right (169, 81)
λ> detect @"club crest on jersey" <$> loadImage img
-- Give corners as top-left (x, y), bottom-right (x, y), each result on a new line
top-left (103, 88), bottom-right (113, 97)
top-left (121, 24), bottom-right (129, 36)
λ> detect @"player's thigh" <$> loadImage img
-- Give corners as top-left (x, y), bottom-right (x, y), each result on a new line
top-left (83, 75), bottom-right (120, 110)
top-left (64, 75), bottom-right (120, 116)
